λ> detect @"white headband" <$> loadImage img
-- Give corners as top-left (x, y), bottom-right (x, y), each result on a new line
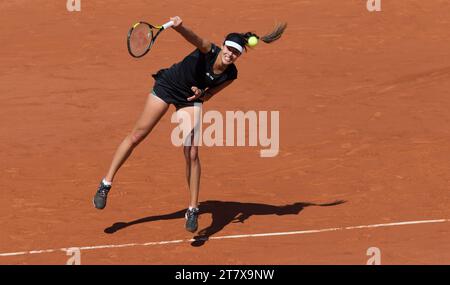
top-left (224, 40), bottom-right (244, 53)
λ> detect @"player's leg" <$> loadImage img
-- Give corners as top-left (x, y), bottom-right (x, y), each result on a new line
top-left (183, 133), bottom-right (201, 208)
top-left (184, 144), bottom-right (191, 186)
top-left (94, 93), bottom-right (169, 210)
top-left (105, 94), bottom-right (169, 182)
top-left (178, 104), bottom-right (202, 232)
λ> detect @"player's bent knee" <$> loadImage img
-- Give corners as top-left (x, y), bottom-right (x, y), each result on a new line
top-left (130, 130), bottom-right (148, 146)
top-left (183, 146), bottom-right (191, 160)
top-left (190, 147), bottom-right (199, 161)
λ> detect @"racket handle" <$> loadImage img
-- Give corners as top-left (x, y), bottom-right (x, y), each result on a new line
top-left (162, 21), bottom-right (174, 30)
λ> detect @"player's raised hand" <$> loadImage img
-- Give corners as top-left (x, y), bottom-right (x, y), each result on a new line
top-left (170, 16), bottom-right (182, 28)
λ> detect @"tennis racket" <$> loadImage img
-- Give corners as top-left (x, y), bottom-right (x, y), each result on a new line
top-left (127, 20), bottom-right (174, 58)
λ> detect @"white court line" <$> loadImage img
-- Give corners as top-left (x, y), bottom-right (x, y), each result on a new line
top-left (0, 218), bottom-right (449, 257)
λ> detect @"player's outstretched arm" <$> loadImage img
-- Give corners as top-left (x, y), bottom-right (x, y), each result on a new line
top-left (170, 16), bottom-right (212, 54)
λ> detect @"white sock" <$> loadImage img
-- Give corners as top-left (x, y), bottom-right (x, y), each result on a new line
top-left (189, 206), bottom-right (199, 211)
top-left (102, 178), bottom-right (112, 186)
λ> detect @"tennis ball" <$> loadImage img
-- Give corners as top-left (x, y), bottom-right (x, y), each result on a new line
top-left (247, 36), bottom-right (258, 47)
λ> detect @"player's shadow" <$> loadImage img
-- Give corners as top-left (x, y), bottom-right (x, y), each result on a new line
top-left (104, 200), bottom-right (346, 247)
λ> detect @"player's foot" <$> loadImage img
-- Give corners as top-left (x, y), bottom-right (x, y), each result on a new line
top-left (93, 180), bottom-right (111, 210)
top-left (185, 207), bottom-right (199, 233)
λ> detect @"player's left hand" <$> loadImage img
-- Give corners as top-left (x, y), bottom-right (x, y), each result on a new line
top-left (188, 86), bottom-right (204, 101)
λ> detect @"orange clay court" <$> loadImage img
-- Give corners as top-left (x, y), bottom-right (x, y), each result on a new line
top-left (1, 0), bottom-right (449, 265)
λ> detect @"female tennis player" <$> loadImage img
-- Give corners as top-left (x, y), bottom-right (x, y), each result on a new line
top-left (93, 16), bottom-right (286, 233)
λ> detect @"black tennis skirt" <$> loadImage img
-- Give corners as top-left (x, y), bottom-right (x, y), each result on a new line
top-left (152, 75), bottom-right (203, 111)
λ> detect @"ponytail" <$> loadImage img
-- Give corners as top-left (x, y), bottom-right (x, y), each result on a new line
top-left (259, 22), bottom-right (287, 43)
top-left (240, 22), bottom-right (287, 48)
top-left (223, 23), bottom-right (287, 53)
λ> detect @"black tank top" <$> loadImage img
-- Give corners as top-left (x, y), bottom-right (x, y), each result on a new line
top-left (152, 43), bottom-right (237, 100)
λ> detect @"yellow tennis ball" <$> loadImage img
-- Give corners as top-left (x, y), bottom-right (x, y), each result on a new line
top-left (247, 36), bottom-right (258, 47)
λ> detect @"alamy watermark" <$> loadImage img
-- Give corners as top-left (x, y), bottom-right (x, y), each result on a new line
top-left (171, 103), bottom-right (279, 158)
top-left (366, 0), bottom-right (381, 12)
top-left (66, 0), bottom-right (81, 12)
top-left (366, 247), bottom-right (381, 265)
top-left (66, 247), bottom-right (81, 265)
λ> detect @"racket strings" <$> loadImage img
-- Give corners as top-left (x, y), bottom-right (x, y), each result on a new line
top-left (128, 23), bottom-right (154, 57)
